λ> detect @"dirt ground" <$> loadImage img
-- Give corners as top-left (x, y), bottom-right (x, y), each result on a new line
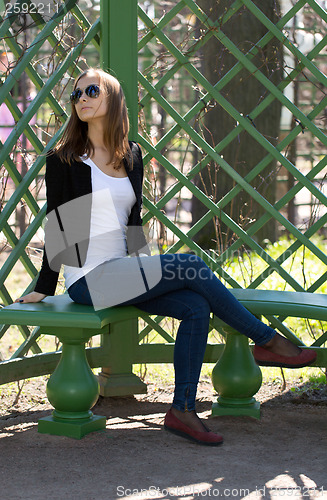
top-left (0, 377), bottom-right (326, 500)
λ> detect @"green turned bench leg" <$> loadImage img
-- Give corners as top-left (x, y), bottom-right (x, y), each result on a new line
top-left (211, 328), bottom-right (262, 419)
top-left (98, 318), bottom-right (147, 397)
top-left (38, 327), bottom-right (106, 439)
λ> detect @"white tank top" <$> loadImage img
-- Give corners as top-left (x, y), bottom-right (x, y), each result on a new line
top-left (63, 157), bottom-right (137, 289)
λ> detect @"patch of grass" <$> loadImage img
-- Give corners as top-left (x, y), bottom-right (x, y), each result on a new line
top-left (289, 370), bottom-right (327, 392)
top-left (222, 235), bottom-right (327, 293)
top-left (133, 362), bottom-right (326, 392)
top-left (133, 363), bottom-right (175, 386)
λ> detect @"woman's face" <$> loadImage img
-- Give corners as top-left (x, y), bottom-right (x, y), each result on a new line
top-left (73, 73), bottom-right (108, 124)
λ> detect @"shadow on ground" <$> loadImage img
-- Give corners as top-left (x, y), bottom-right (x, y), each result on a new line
top-left (0, 380), bottom-right (326, 500)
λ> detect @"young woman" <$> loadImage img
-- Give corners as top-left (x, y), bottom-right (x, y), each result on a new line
top-left (16, 68), bottom-right (316, 446)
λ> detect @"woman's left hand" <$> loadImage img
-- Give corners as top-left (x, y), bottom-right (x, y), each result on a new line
top-left (14, 292), bottom-right (47, 304)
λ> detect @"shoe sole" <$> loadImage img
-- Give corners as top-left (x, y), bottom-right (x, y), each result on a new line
top-left (164, 424), bottom-right (223, 446)
top-left (254, 357), bottom-right (316, 369)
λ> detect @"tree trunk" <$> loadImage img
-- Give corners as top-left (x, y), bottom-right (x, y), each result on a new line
top-left (192, 0), bottom-right (283, 250)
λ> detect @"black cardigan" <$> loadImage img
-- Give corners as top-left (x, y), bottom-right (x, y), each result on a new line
top-left (34, 141), bottom-right (149, 296)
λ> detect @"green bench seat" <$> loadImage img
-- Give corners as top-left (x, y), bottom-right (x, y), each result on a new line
top-left (0, 289), bottom-right (325, 437)
top-left (0, 294), bottom-right (140, 329)
top-left (231, 289), bottom-right (327, 321)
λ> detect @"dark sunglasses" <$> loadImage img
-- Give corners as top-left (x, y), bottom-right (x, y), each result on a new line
top-left (70, 84), bottom-right (100, 104)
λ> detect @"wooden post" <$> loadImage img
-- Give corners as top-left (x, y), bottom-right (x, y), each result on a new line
top-left (100, 0), bottom-right (138, 139)
top-left (98, 0), bottom-right (146, 396)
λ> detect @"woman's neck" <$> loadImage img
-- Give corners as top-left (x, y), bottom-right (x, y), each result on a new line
top-left (87, 121), bottom-right (106, 150)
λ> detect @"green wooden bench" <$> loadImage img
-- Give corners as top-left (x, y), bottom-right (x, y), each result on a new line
top-left (0, 290), bottom-right (325, 437)
top-left (211, 289), bottom-right (326, 419)
top-left (0, 294), bottom-right (146, 438)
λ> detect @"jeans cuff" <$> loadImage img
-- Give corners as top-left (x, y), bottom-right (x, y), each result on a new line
top-left (171, 402), bottom-right (196, 412)
top-left (254, 329), bottom-right (276, 346)
top-left (173, 383), bottom-right (197, 411)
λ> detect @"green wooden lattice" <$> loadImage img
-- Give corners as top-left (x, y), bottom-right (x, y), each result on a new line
top-left (0, 0), bottom-right (326, 383)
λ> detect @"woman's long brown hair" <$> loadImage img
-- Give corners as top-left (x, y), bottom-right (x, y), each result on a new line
top-left (54, 68), bottom-right (132, 169)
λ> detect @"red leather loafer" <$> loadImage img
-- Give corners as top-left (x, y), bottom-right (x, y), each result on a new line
top-left (164, 409), bottom-right (223, 446)
top-left (253, 345), bottom-right (317, 368)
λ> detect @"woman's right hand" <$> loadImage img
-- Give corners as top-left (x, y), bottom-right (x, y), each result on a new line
top-left (14, 292), bottom-right (47, 304)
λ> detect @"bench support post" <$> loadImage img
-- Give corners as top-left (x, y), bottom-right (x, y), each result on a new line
top-left (38, 328), bottom-right (106, 438)
top-left (211, 328), bottom-right (262, 419)
top-left (98, 318), bottom-right (147, 397)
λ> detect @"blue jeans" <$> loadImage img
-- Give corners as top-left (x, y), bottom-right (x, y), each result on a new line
top-left (68, 254), bottom-right (276, 412)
